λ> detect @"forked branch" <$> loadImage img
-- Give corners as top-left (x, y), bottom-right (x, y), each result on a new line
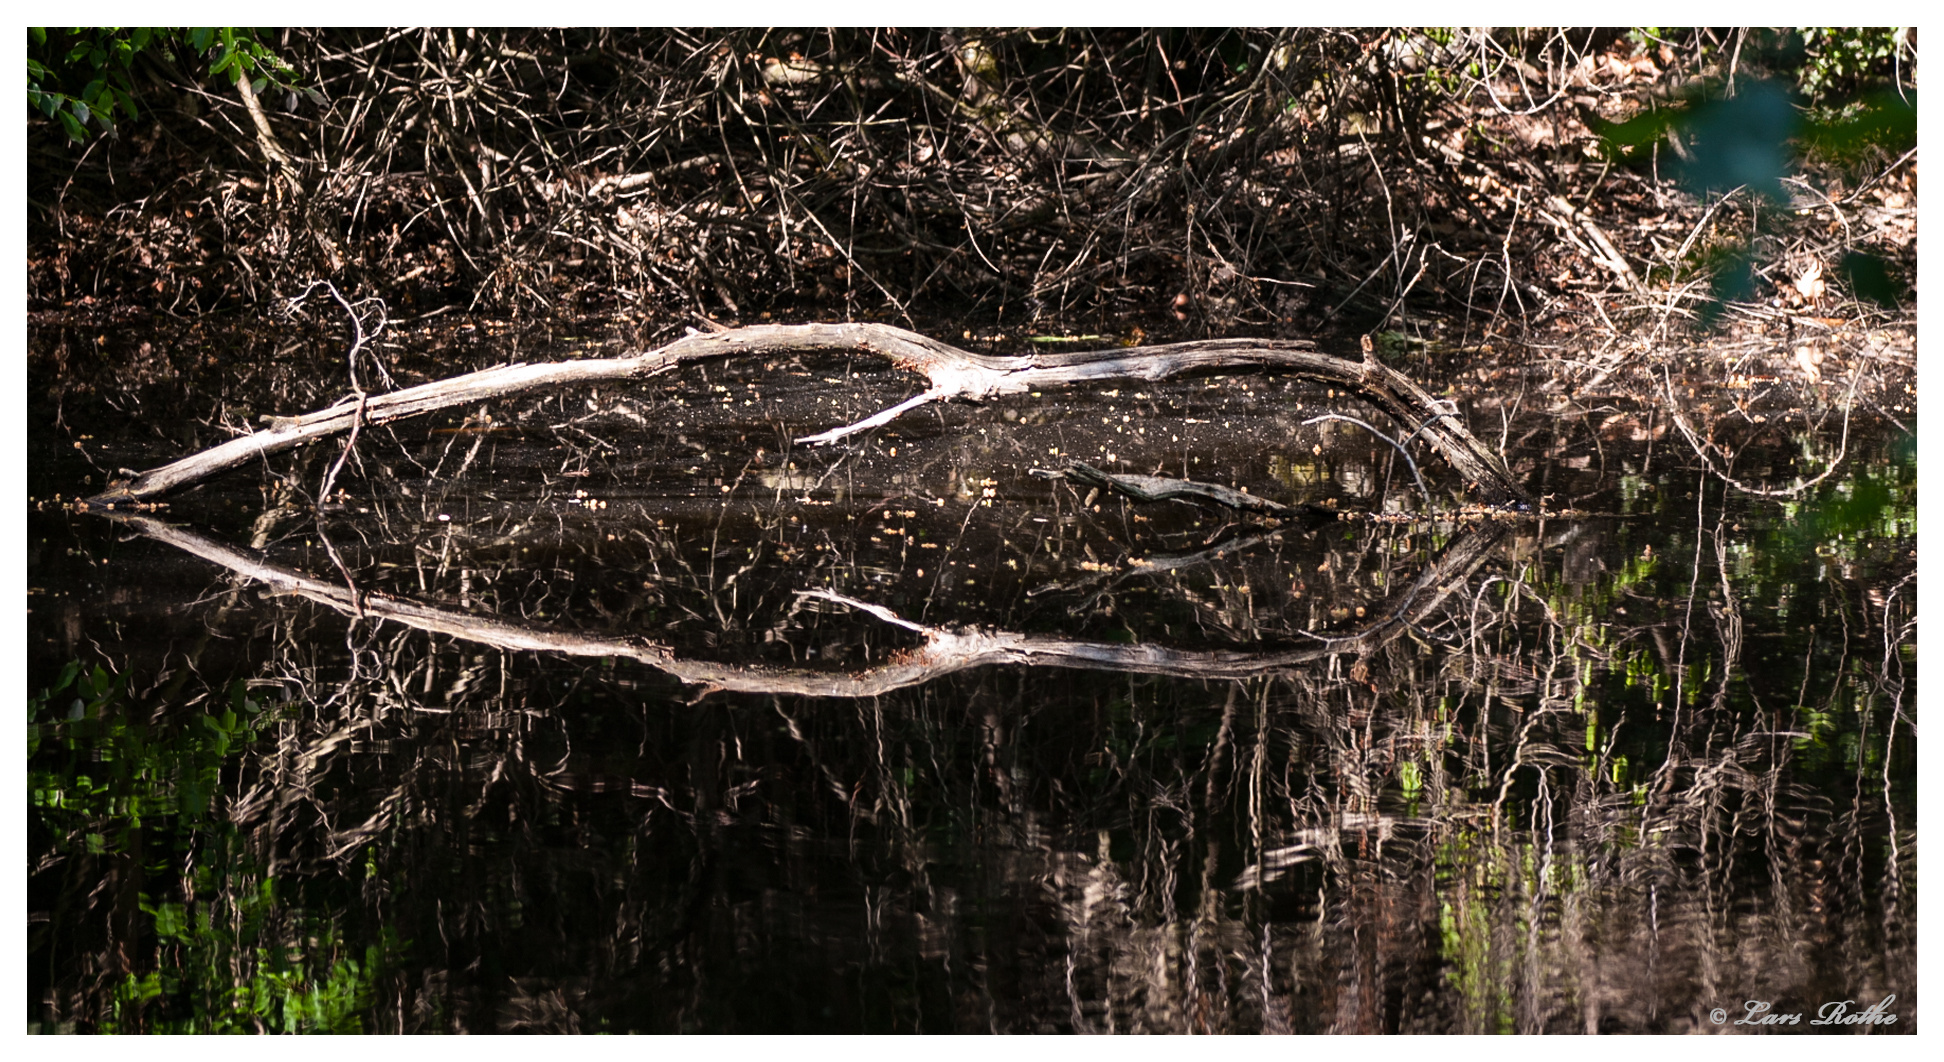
top-left (83, 322), bottom-right (1529, 508)
top-left (106, 512), bottom-right (1507, 699)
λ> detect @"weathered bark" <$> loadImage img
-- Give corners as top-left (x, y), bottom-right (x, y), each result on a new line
top-left (82, 322), bottom-right (1529, 507)
top-left (104, 511), bottom-right (1506, 699)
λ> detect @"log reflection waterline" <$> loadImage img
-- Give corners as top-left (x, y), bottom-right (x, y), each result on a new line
top-left (102, 511), bottom-right (1505, 698)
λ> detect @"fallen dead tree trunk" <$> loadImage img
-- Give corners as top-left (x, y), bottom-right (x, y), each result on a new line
top-left (104, 511), bottom-right (1505, 699)
top-left (82, 322), bottom-right (1529, 508)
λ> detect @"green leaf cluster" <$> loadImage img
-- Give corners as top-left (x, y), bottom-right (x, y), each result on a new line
top-left (108, 885), bottom-right (393, 1034)
top-left (29, 664), bottom-right (264, 841)
top-left (26, 27), bottom-right (146, 141)
top-left (30, 659), bottom-right (398, 1033)
top-left (1799, 27), bottom-right (1910, 103)
top-left (27, 27), bottom-right (302, 142)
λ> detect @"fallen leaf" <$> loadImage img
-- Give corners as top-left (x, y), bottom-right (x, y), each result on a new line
top-left (1794, 260), bottom-right (1825, 301)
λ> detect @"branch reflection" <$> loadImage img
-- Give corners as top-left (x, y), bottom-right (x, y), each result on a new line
top-left (104, 511), bottom-right (1505, 697)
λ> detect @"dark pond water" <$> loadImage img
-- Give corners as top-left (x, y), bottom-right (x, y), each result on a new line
top-left (27, 319), bottom-right (1915, 1033)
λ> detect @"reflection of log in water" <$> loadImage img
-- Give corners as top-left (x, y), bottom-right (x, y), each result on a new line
top-left (1036, 460), bottom-right (1339, 519)
top-left (82, 322), bottom-right (1528, 507)
top-left (108, 512), bottom-right (1504, 699)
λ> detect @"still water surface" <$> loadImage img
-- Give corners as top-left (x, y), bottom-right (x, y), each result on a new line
top-left (27, 321), bottom-right (1914, 1032)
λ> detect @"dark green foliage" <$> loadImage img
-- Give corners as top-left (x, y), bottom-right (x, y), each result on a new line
top-left (1671, 80), bottom-right (1799, 203)
top-left (1798, 27), bottom-right (1912, 102)
top-left (1596, 77), bottom-right (1914, 201)
top-left (26, 27), bottom-right (302, 141)
top-left (26, 27), bottom-right (148, 140)
top-left (29, 662), bottom-right (394, 1033)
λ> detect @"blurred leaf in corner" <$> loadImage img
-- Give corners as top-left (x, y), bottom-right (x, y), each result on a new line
top-left (1671, 79), bottom-right (1799, 204)
top-left (1596, 72), bottom-right (1912, 322)
top-left (1592, 78), bottom-right (1800, 204)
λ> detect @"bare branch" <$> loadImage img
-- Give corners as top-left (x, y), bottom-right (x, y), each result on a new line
top-left (83, 323), bottom-right (1530, 508)
top-left (104, 511), bottom-right (1508, 699)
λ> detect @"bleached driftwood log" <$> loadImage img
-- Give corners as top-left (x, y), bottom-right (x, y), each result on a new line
top-left (82, 322), bottom-right (1529, 508)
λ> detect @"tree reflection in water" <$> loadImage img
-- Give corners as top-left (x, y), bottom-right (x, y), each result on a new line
top-left (29, 339), bottom-right (1914, 1033)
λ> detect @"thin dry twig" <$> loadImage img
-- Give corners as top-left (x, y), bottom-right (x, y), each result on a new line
top-left (1658, 358), bottom-right (1863, 498)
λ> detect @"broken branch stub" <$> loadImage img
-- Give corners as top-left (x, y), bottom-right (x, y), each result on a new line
top-left (82, 322), bottom-right (1529, 508)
